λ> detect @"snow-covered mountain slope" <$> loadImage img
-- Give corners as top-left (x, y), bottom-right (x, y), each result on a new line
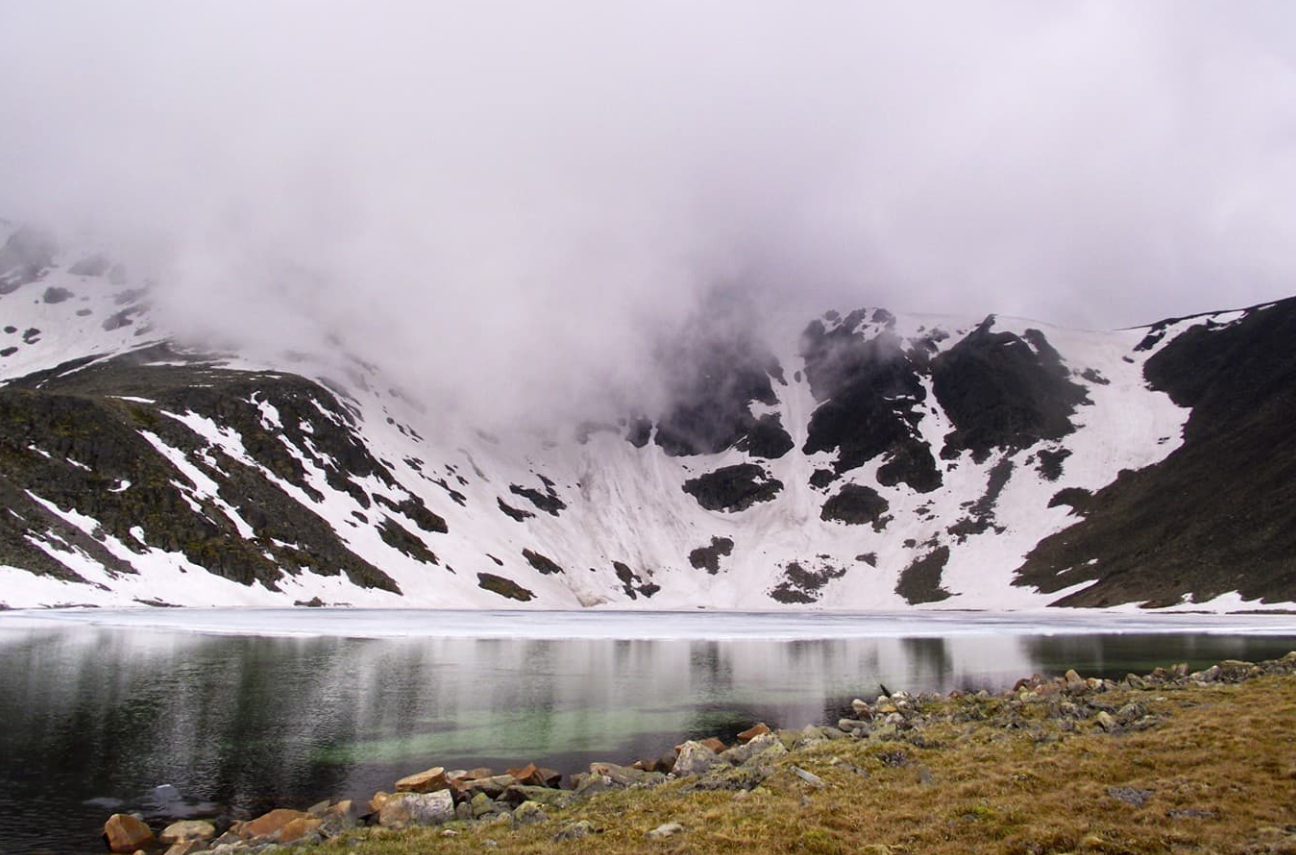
top-left (0, 222), bottom-right (1292, 611)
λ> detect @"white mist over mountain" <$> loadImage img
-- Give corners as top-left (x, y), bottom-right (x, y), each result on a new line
top-left (2, 2), bottom-right (1295, 422)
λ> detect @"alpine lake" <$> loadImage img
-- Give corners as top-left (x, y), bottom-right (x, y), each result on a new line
top-left (1, 608), bottom-right (1294, 854)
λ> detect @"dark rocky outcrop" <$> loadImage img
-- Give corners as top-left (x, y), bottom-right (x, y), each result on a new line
top-left (476, 573), bottom-right (535, 602)
top-left (820, 484), bottom-right (890, 528)
top-left (522, 548), bottom-right (565, 575)
top-left (682, 464), bottom-right (783, 512)
top-left (688, 536), bottom-right (735, 574)
top-left (931, 318), bottom-right (1089, 462)
top-left (613, 561), bottom-right (660, 599)
top-left (1015, 297), bottom-right (1296, 606)
top-left (799, 312), bottom-right (941, 493)
top-left (510, 476), bottom-right (566, 517)
top-left (768, 559), bottom-right (847, 604)
top-left (896, 547), bottom-right (952, 604)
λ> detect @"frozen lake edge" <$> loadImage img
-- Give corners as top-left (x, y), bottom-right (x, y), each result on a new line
top-left (2, 607), bottom-right (1294, 641)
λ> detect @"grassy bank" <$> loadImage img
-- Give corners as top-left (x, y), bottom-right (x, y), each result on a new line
top-left (333, 660), bottom-right (1296, 855)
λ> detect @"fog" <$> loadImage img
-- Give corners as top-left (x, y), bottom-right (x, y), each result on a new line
top-left (2, 2), bottom-right (1295, 422)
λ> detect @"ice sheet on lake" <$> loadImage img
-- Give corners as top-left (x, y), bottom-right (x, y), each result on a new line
top-left (1, 607), bottom-right (1293, 641)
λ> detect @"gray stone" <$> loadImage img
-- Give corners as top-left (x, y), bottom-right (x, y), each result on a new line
top-left (720, 732), bottom-right (788, 766)
top-left (513, 801), bottom-right (549, 826)
top-left (377, 791), bottom-right (455, 828)
top-left (646, 822), bottom-right (684, 839)
top-left (588, 762), bottom-right (665, 787)
top-left (673, 740), bottom-right (721, 776)
top-left (791, 765), bottom-right (826, 788)
top-left (506, 784), bottom-right (575, 808)
top-left (553, 820), bottom-right (598, 841)
top-left (1107, 787), bottom-right (1154, 808)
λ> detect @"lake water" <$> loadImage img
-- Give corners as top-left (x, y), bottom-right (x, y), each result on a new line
top-left (1, 608), bottom-right (1294, 854)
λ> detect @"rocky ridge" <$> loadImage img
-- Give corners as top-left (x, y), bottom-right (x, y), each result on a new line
top-left (2, 221), bottom-right (1295, 610)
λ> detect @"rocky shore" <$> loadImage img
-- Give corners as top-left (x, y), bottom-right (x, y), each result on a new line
top-left (101, 652), bottom-right (1296, 855)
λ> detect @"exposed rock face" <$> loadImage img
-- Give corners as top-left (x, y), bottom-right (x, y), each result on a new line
top-left (476, 573), bottom-right (535, 602)
top-left (682, 464), bottom-right (783, 512)
top-left (1015, 297), bottom-right (1296, 607)
top-left (688, 536), bottom-right (734, 574)
top-left (896, 547), bottom-right (952, 605)
top-left (768, 559), bottom-right (847, 604)
top-left (800, 311), bottom-right (941, 492)
top-left (820, 484), bottom-right (890, 528)
top-left (931, 318), bottom-right (1089, 462)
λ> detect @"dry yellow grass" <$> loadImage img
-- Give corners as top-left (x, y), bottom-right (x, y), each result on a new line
top-left (328, 675), bottom-right (1296, 855)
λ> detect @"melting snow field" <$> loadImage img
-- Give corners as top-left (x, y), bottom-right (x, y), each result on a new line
top-left (3, 607), bottom-right (1293, 640)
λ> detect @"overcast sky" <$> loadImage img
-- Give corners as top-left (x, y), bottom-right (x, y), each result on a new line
top-left (2, 2), bottom-right (1294, 419)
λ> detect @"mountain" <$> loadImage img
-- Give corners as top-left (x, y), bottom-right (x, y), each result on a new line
top-left (0, 221), bottom-right (1292, 612)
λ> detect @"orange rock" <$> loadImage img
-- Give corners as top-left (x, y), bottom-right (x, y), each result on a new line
top-left (277, 817), bottom-right (322, 843)
top-left (103, 814), bottom-right (154, 853)
top-left (395, 766), bottom-right (448, 793)
top-left (238, 809), bottom-right (311, 840)
top-left (737, 723), bottom-right (771, 743)
top-left (507, 762), bottom-right (546, 786)
top-left (698, 737), bottom-right (727, 753)
top-left (369, 791), bottom-right (394, 812)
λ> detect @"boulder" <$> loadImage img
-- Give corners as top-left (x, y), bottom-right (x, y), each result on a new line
top-left (163, 841), bottom-right (207, 855)
top-left (104, 814), bottom-right (154, 853)
top-left (513, 801), bottom-right (549, 825)
top-left (278, 817), bottom-right (323, 843)
top-left (505, 784), bottom-right (575, 808)
top-left (461, 774), bottom-right (517, 799)
top-left (737, 722), bottom-right (771, 743)
top-left (377, 791), bottom-right (455, 828)
top-left (395, 766), bottom-right (448, 793)
top-left (673, 740), bottom-right (721, 776)
top-left (646, 822), bottom-right (684, 839)
top-left (159, 820), bottom-right (216, 844)
top-left (239, 809), bottom-right (312, 840)
top-left (721, 732), bottom-right (788, 766)
top-left (553, 820), bottom-right (597, 841)
top-left (507, 763), bottom-right (546, 786)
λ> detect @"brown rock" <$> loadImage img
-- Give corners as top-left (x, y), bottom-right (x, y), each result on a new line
top-left (239, 809), bottom-right (311, 840)
top-left (675, 737), bottom-right (727, 755)
top-left (369, 791), bottom-right (394, 812)
top-left (158, 820), bottom-right (215, 845)
top-left (460, 775), bottom-right (517, 799)
top-left (327, 799), bottom-right (356, 818)
top-left (737, 722), bottom-right (771, 743)
top-left (278, 817), bottom-right (322, 843)
top-left (507, 763), bottom-right (547, 786)
top-left (541, 767), bottom-right (563, 788)
top-left (395, 766), bottom-right (448, 793)
top-left (163, 841), bottom-right (206, 855)
top-left (467, 767), bottom-right (494, 780)
top-left (104, 814), bottom-right (154, 853)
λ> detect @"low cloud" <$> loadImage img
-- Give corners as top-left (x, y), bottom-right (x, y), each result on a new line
top-left (2, 2), bottom-right (1294, 423)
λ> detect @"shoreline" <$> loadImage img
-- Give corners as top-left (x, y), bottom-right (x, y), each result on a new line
top-left (101, 650), bottom-right (1296, 854)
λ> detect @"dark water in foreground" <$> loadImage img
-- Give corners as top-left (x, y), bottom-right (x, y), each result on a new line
top-left (1, 613), bottom-right (1294, 854)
